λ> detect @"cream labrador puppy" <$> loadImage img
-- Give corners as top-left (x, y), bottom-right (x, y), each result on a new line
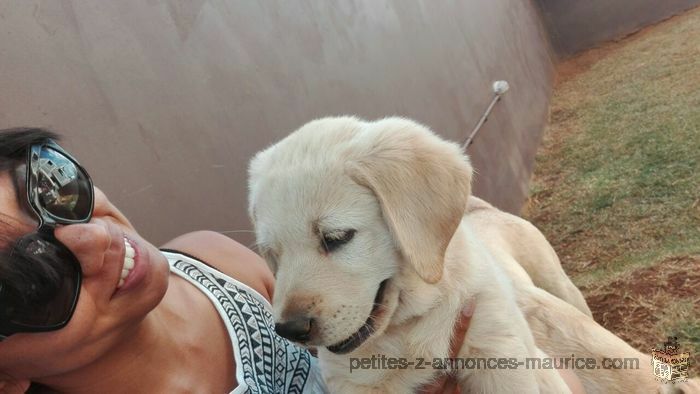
top-left (248, 116), bottom-right (569, 393)
top-left (465, 196), bottom-right (592, 317)
top-left (468, 202), bottom-right (700, 394)
top-left (516, 285), bottom-right (699, 394)
top-left (462, 180), bottom-right (700, 393)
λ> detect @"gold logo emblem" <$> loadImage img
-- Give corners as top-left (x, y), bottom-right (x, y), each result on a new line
top-left (652, 337), bottom-right (690, 383)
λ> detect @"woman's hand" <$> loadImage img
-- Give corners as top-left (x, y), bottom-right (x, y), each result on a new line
top-left (0, 373), bottom-right (29, 394)
top-left (418, 300), bottom-right (475, 394)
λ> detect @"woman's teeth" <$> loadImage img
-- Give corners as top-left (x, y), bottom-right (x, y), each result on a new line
top-left (118, 238), bottom-right (135, 288)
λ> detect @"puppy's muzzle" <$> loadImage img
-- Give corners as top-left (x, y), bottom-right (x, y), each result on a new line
top-left (275, 315), bottom-right (313, 343)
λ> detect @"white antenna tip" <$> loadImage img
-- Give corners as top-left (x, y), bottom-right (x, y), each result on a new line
top-left (492, 80), bottom-right (510, 95)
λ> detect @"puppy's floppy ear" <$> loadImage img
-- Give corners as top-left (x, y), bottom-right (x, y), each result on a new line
top-left (347, 118), bottom-right (472, 283)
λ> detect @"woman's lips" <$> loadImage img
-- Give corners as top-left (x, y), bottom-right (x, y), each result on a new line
top-left (113, 236), bottom-right (148, 296)
top-left (117, 237), bottom-right (135, 288)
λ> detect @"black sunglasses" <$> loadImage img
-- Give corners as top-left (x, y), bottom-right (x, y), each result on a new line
top-left (0, 139), bottom-right (94, 340)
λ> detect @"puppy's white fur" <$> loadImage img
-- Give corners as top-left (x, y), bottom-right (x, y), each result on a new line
top-left (466, 196), bottom-right (592, 317)
top-left (467, 200), bottom-right (700, 394)
top-left (249, 116), bottom-right (568, 393)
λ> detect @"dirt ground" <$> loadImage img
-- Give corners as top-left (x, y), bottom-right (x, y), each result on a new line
top-left (583, 256), bottom-right (700, 373)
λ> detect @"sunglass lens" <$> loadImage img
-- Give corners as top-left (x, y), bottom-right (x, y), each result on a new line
top-left (2, 234), bottom-right (81, 328)
top-left (34, 146), bottom-right (92, 221)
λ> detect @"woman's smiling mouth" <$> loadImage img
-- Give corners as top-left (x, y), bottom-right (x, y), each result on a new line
top-left (117, 237), bottom-right (135, 289)
top-left (113, 236), bottom-right (148, 296)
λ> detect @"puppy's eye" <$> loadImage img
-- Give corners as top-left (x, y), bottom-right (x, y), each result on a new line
top-left (321, 229), bottom-right (356, 253)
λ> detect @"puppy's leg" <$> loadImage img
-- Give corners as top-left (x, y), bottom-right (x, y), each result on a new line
top-left (666, 378), bottom-right (700, 394)
top-left (518, 285), bottom-right (665, 393)
top-left (457, 334), bottom-right (540, 394)
top-left (456, 290), bottom-right (567, 393)
top-left (532, 347), bottom-right (575, 393)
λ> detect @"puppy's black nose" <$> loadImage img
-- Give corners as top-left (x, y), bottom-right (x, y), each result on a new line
top-left (275, 317), bottom-right (313, 342)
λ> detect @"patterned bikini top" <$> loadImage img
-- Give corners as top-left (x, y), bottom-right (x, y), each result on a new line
top-left (161, 250), bottom-right (327, 394)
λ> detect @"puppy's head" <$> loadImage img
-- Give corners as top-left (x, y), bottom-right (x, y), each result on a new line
top-left (248, 116), bottom-right (472, 354)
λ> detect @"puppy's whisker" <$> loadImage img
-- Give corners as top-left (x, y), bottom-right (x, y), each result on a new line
top-left (372, 301), bottom-right (390, 309)
top-left (367, 311), bottom-right (385, 325)
top-left (218, 229), bottom-right (256, 234)
top-left (246, 241), bottom-right (263, 252)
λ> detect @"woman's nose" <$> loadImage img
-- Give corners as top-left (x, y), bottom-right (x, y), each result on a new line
top-left (53, 219), bottom-right (117, 277)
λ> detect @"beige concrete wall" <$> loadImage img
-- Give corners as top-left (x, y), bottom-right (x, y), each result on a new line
top-left (0, 0), bottom-right (554, 245)
top-left (535, 0), bottom-right (700, 58)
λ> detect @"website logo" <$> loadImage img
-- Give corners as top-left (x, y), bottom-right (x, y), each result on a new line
top-left (651, 337), bottom-right (690, 384)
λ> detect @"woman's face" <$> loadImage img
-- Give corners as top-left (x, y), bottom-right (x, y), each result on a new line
top-left (0, 169), bottom-right (170, 380)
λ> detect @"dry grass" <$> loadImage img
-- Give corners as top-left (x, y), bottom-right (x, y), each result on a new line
top-left (524, 7), bottom-right (700, 377)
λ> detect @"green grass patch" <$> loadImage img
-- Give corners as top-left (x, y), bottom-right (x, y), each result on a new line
top-left (525, 8), bottom-right (700, 276)
top-left (675, 320), bottom-right (700, 354)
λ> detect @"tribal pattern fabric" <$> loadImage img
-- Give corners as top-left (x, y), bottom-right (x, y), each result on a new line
top-left (162, 250), bottom-right (327, 394)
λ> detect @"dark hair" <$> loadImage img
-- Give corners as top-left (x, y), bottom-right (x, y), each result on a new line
top-left (0, 127), bottom-right (59, 172)
top-left (1, 129), bottom-right (78, 393)
top-left (0, 127), bottom-right (65, 334)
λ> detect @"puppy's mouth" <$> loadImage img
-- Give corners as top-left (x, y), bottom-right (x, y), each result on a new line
top-left (327, 279), bottom-right (390, 355)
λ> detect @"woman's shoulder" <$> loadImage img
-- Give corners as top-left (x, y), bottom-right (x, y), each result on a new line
top-left (160, 231), bottom-right (274, 303)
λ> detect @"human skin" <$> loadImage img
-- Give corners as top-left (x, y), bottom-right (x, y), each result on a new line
top-left (0, 170), bottom-right (273, 392)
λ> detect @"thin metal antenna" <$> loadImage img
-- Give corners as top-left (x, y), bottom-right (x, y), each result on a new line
top-left (461, 80), bottom-right (510, 151)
